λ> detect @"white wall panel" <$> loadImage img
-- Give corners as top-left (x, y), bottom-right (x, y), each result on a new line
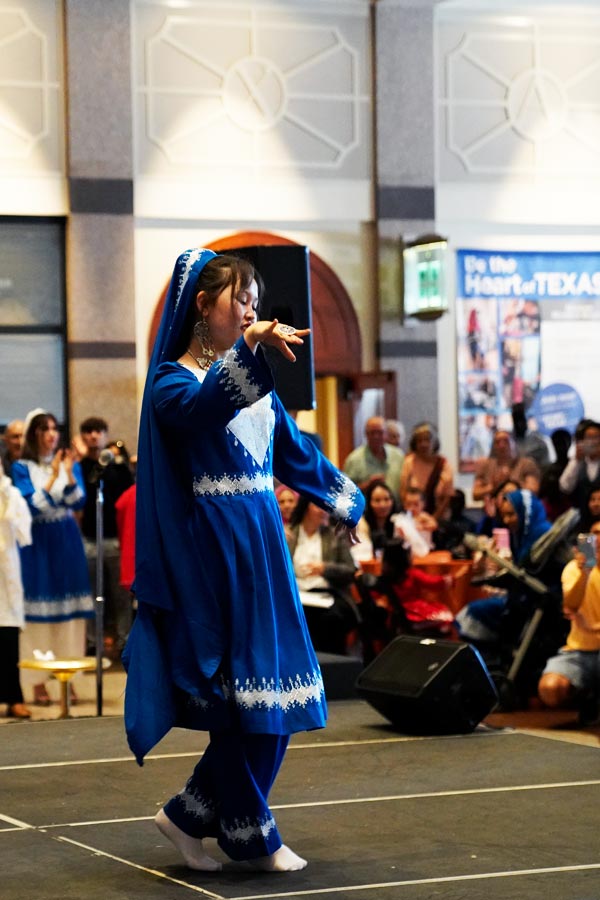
top-left (132, 0), bottom-right (372, 220)
top-left (0, 0), bottom-right (66, 213)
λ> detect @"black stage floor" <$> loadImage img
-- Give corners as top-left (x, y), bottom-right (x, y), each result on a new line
top-left (1, 700), bottom-right (599, 900)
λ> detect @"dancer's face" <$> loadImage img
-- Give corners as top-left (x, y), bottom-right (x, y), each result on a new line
top-left (199, 278), bottom-right (259, 353)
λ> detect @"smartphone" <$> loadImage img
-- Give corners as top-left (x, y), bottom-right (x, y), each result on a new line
top-left (577, 533), bottom-right (597, 569)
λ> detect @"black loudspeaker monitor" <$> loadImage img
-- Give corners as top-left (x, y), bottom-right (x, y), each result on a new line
top-left (356, 636), bottom-right (498, 735)
top-left (232, 245), bottom-right (315, 411)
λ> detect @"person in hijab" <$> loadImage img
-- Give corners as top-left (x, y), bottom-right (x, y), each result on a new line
top-left (456, 489), bottom-right (553, 647)
top-left (123, 249), bottom-right (364, 874)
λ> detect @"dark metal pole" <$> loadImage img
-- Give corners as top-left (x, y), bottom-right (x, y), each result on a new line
top-left (95, 477), bottom-right (105, 716)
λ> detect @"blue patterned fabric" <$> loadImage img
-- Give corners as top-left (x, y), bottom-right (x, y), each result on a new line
top-left (124, 249), bottom-right (364, 764)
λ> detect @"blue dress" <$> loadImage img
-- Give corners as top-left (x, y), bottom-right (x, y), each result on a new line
top-left (124, 336), bottom-right (364, 761)
top-left (11, 459), bottom-right (93, 622)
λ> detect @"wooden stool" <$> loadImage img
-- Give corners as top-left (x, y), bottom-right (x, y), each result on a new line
top-left (18, 657), bottom-right (110, 718)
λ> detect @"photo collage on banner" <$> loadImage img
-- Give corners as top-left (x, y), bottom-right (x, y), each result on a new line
top-left (456, 250), bottom-right (600, 472)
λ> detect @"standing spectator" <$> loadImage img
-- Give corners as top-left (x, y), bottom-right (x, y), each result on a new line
top-left (384, 419), bottom-right (406, 451)
top-left (400, 422), bottom-right (454, 520)
top-left (538, 428), bottom-right (572, 521)
top-left (472, 430), bottom-right (540, 502)
top-left (0, 458), bottom-right (32, 718)
top-left (512, 402), bottom-right (552, 472)
top-left (77, 416), bottom-right (135, 657)
top-left (559, 420), bottom-right (600, 517)
top-left (343, 416), bottom-right (404, 502)
top-left (1, 419), bottom-right (24, 481)
top-left (12, 410), bottom-right (93, 706)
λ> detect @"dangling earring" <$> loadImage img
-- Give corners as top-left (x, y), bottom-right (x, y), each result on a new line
top-left (192, 317), bottom-right (215, 369)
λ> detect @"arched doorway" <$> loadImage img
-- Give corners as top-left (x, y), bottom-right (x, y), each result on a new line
top-left (147, 231), bottom-right (362, 374)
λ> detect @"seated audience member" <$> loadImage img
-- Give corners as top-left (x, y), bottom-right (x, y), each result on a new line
top-left (559, 419), bottom-right (600, 516)
top-left (472, 430), bottom-right (540, 503)
top-left (434, 488), bottom-right (477, 552)
top-left (0, 420), bottom-right (24, 482)
top-left (400, 422), bottom-right (453, 520)
top-left (353, 480), bottom-right (398, 566)
top-left (538, 428), bottom-right (572, 521)
top-left (343, 416), bottom-right (404, 503)
top-left (476, 479), bottom-right (521, 538)
top-left (538, 519), bottom-right (600, 722)
top-left (356, 539), bottom-right (455, 662)
top-left (511, 401), bottom-right (552, 472)
top-left (393, 487), bottom-right (438, 558)
top-left (456, 489), bottom-right (553, 648)
top-left (77, 416), bottom-right (135, 657)
top-left (275, 484), bottom-right (299, 527)
top-left (286, 496), bottom-right (359, 655)
top-left (579, 485), bottom-right (600, 534)
top-left (384, 419), bottom-right (406, 451)
top-left (0, 458), bottom-right (32, 718)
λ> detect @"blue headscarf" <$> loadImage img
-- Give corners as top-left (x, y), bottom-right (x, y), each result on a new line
top-left (134, 248), bottom-right (221, 659)
top-left (504, 489), bottom-right (551, 564)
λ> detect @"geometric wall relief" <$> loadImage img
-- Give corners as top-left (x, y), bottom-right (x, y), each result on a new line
top-left (133, 1), bottom-right (371, 179)
top-left (0, 2), bottom-right (63, 172)
top-left (436, 12), bottom-right (600, 181)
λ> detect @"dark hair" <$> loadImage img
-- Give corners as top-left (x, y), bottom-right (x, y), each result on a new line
top-left (22, 413), bottom-right (58, 462)
top-left (80, 416), bottom-right (108, 434)
top-left (493, 478), bottom-right (520, 499)
top-left (405, 486), bottom-right (426, 503)
top-left (380, 539), bottom-right (411, 583)
top-left (363, 480), bottom-right (397, 533)
top-left (575, 418), bottom-right (594, 441)
top-left (289, 494), bottom-right (311, 528)
top-left (409, 422), bottom-right (440, 454)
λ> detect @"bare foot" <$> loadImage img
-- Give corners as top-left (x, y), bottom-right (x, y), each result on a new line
top-left (244, 845), bottom-right (307, 872)
top-left (155, 808), bottom-right (222, 871)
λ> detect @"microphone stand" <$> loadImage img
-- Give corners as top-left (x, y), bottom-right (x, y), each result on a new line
top-left (95, 474), bottom-right (105, 717)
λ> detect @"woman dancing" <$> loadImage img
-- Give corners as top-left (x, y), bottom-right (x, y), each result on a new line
top-left (123, 249), bottom-right (364, 873)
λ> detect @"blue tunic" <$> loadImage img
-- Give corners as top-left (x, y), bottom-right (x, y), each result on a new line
top-left (124, 336), bottom-right (364, 761)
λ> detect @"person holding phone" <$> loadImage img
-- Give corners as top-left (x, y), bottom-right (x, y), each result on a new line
top-left (538, 520), bottom-right (600, 721)
top-left (11, 410), bottom-right (93, 706)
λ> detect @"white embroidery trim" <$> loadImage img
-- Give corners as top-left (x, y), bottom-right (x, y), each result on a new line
top-left (180, 788), bottom-right (216, 822)
top-left (221, 812), bottom-right (277, 844)
top-left (174, 249), bottom-right (203, 311)
top-left (325, 472), bottom-right (361, 523)
top-left (216, 346), bottom-right (263, 405)
top-left (229, 671), bottom-right (325, 712)
top-left (24, 595), bottom-right (94, 618)
top-left (193, 472), bottom-right (273, 497)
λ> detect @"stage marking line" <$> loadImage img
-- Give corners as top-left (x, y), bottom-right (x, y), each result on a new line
top-left (0, 730), bottom-right (515, 772)
top-left (56, 835), bottom-right (226, 899)
top-left (227, 862), bottom-right (600, 900)
top-left (33, 778), bottom-right (600, 830)
top-left (0, 812), bottom-right (34, 829)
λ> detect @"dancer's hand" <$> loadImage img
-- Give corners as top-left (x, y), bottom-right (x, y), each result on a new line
top-left (244, 320), bottom-right (309, 361)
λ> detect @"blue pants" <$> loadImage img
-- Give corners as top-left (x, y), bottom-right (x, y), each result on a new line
top-left (164, 730), bottom-right (289, 860)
